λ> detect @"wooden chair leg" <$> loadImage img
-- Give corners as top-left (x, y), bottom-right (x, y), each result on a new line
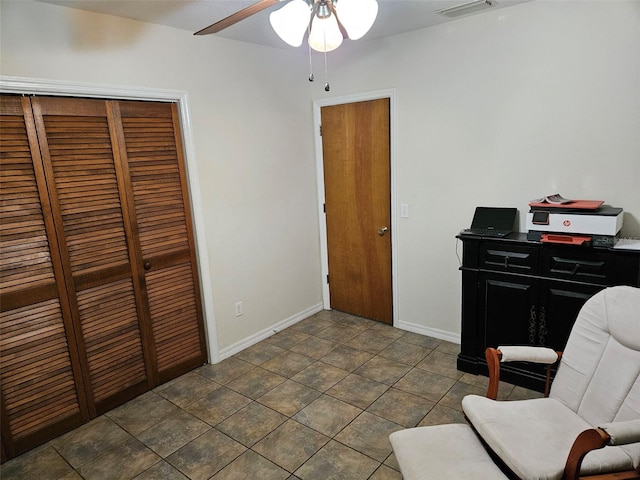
top-left (545, 364), bottom-right (552, 397)
top-left (544, 352), bottom-right (563, 397)
top-left (485, 348), bottom-right (501, 400)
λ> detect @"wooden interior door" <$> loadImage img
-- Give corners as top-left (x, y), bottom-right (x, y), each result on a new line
top-left (321, 98), bottom-right (392, 324)
top-left (0, 96), bottom-right (89, 459)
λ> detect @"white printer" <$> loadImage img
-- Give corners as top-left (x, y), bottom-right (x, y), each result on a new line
top-left (526, 203), bottom-right (623, 247)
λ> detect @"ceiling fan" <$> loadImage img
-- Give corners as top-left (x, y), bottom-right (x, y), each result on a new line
top-left (194, 0), bottom-right (379, 53)
top-left (195, 0), bottom-right (279, 37)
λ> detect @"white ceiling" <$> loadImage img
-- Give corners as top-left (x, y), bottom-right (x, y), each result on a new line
top-left (37, 0), bottom-right (531, 49)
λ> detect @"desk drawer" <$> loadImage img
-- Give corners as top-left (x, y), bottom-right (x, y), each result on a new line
top-left (479, 244), bottom-right (538, 274)
top-left (542, 248), bottom-right (613, 285)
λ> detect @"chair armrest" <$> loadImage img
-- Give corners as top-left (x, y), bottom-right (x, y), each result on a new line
top-left (485, 347), bottom-right (562, 400)
top-left (599, 419), bottom-right (640, 446)
top-left (563, 420), bottom-right (640, 480)
top-left (498, 346), bottom-right (560, 364)
top-left (563, 427), bottom-right (610, 480)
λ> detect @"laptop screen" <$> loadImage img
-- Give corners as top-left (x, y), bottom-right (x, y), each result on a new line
top-left (470, 207), bottom-right (517, 231)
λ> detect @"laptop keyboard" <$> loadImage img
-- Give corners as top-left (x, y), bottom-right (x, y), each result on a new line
top-left (461, 228), bottom-right (510, 237)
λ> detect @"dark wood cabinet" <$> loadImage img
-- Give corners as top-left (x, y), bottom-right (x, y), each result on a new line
top-left (457, 233), bottom-right (640, 391)
top-left (481, 273), bottom-right (538, 348)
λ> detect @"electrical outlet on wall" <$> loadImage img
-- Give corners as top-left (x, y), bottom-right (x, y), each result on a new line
top-left (235, 301), bottom-right (243, 317)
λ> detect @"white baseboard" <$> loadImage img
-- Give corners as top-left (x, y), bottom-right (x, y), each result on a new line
top-left (217, 303), bottom-right (324, 361)
top-left (396, 320), bottom-right (461, 345)
top-left (216, 305), bottom-right (459, 362)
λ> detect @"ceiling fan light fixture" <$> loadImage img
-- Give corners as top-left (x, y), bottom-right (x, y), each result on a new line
top-left (335, 0), bottom-right (378, 40)
top-left (308, 12), bottom-right (343, 52)
top-left (269, 0), bottom-right (311, 47)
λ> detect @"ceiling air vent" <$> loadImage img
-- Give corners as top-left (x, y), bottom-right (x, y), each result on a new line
top-left (437, 0), bottom-right (497, 18)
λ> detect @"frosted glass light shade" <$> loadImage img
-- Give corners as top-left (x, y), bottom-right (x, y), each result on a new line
top-left (335, 0), bottom-right (378, 40)
top-left (308, 14), bottom-right (343, 52)
top-left (269, 0), bottom-right (311, 47)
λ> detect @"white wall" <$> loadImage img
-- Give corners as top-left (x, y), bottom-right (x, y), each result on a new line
top-left (317, 0), bottom-right (640, 336)
top-left (2, 0), bottom-right (639, 351)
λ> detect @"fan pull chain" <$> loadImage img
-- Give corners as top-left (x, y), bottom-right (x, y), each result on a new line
top-left (308, 24), bottom-right (314, 82)
top-left (323, 33), bottom-right (330, 91)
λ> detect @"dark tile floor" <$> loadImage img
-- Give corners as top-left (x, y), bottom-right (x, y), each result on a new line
top-left (1, 310), bottom-right (542, 480)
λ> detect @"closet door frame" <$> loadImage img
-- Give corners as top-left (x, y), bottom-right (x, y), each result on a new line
top-left (0, 75), bottom-right (219, 364)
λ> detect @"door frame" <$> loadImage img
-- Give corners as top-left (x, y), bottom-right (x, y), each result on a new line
top-left (313, 89), bottom-right (399, 326)
top-left (0, 75), bottom-right (220, 363)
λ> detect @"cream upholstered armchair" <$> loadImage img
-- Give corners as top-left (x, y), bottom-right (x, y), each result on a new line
top-left (462, 285), bottom-right (640, 480)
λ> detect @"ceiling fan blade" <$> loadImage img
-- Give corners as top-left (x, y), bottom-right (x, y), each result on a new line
top-left (327, 1), bottom-right (348, 39)
top-left (194, 0), bottom-right (281, 35)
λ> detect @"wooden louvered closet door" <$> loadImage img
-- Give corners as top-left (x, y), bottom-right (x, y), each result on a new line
top-left (0, 95), bottom-right (207, 461)
top-left (0, 96), bottom-right (89, 461)
top-left (29, 97), bottom-right (155, 415)
top-left (116, 101), bottom-right (206, 381)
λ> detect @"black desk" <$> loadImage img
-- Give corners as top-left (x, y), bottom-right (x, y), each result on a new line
top-left (456, 232), bottom-right (640, 392)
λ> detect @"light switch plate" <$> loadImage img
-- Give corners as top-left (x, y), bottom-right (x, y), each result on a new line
top-left (401, 204), bottom-right (409, 218)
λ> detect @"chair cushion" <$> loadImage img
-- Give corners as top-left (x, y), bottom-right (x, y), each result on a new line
top-left (550, 286), bottom-right (640, 426)
top-left (600, 419), bottom-right (640, 446)
top-left (499, 346), bottom-right (559, 364)
top-left (462, 395), bottom-right (637, 480)
top-left (389, 423), bottom-right (509, 479)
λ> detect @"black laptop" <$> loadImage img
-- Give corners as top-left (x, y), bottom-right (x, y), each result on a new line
top-left (460, 207), bottom-right (517, 237)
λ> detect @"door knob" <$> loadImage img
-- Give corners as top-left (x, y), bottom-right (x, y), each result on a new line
top-left (378, 226), bottom-right (389, 236)
top-left (143, 261), bottom-right (151, 271)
